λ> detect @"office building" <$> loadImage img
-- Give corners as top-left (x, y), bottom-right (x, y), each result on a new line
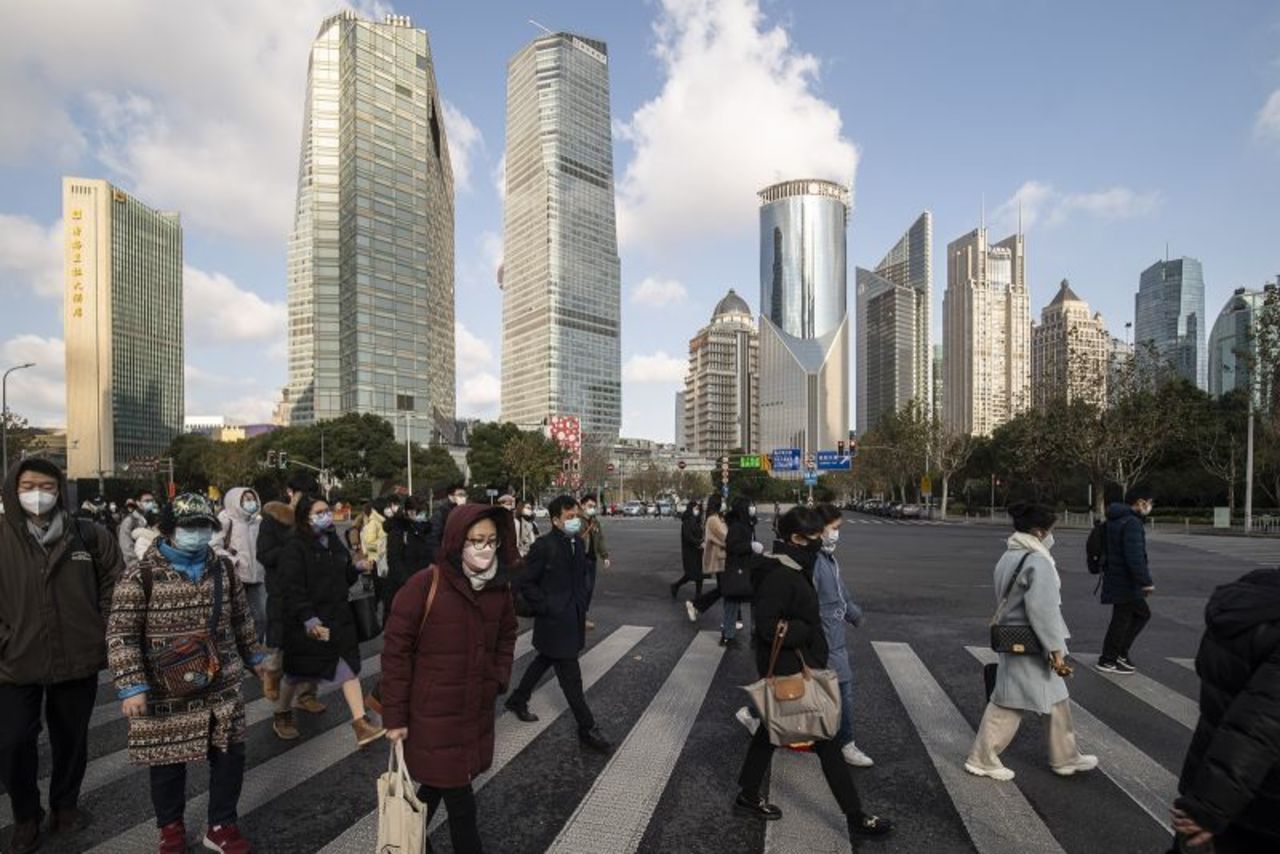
top-left (932, 344), bottom-right (943, 423)
top-left (942, 223), bottom-right (1031, 436)
top-left (757, 180), bottom-right (850, 456)
top-left (1030, 280), bottom-right (1110, 409)
top-left (1134, 257), bottom-right (1206, 390)
top-left (856, 211), bottom-right (932, 433)
top-left (673, 391), bottom-right (686, 449)
top-left (284, 11), bottom-right (455, 442)
top-left (683, 289), bottom-right (759, 457)
top-left (500, 31), bottom-right (621, 438)
top-left (64, 177), bottom-right (183, 481)
top-left (1208, 282), bottom-right (1276, 406)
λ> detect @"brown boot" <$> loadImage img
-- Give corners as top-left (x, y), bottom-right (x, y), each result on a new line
top-left (272, 710), bottom-right (300, 741)
top-left (352, 716), bottom-right (386, 747)
top-left (47, 806), bottom-right (91, 834)
top-left (293, 693), bottom-right (327, 714)
top-left (262, 670), bottom-right (281, 702)
top-left (364, 692), bottom-right (383, 718)
top-left (9, 809), bottom-right (43, 854)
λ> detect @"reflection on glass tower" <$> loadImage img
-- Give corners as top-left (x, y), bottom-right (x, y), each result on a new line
top-left (1135, 257), bottom-right (1207, 390)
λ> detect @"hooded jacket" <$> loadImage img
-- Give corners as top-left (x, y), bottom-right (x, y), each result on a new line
top-left (749, 541), bottom-right (829, 678)
top-left (1101, 503), bottom-right (1152, 604)
top-left (217, 487), bottom-right (265, 585)
top-left (0, 459), bottom-right (125, 685)
top-left (1176, 568), bottom-right (1280, 843)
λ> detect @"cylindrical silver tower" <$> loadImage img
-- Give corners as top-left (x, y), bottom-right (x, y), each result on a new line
top-left (759, 179), bottom-right (849, 341)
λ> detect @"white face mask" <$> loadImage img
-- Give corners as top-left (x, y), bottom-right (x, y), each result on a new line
top-left (584, 506), bottom-right (597, 518)
top-left (452, 494), bottom-right (468, 506)
top-left (18, 490), bottom-right (57, 516)
top-left (1041, 532), bottom-right (1056, 551)
top-left (822, 529), bottom-right (840, 551)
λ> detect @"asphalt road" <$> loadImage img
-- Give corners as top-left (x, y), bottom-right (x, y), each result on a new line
top-left (8, 513), bottom-right (1273, 853)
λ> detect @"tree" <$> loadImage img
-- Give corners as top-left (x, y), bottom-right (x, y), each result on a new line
top-left (3, 410), bottom-right (36, 464)
top-left (465, 422), bottom-right (524, 489)
top-left (930, 419), bottom-right (975, 519)
top-left (1194, 390), bottom-right (1249, 515)
top-left (410, 446), bottom-right (464, 499)
top-left (502, 432), bottom-right (563, 500)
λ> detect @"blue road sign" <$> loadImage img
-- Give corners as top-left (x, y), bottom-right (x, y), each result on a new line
top-left (816, 451), bottom-right (852, 471)
top-left (803, 471), bottom-right (819, 487)
top-left (771, 448), bottom-right (802, 472)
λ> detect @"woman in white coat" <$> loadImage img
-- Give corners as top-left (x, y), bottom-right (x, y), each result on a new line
top-left (965, 502), bottom-right (1098, 781)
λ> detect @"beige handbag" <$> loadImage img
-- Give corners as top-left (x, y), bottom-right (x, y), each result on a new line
top-left (376, 741), bottom-right (428, 854)
top-left (743, 620), bottom-right (841, 746)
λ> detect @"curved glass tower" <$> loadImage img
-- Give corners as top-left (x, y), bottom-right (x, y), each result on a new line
top-left (1135, 257), bottom-right (1206, 390)
top-left (1208, 284), bottom-right (1272, 403)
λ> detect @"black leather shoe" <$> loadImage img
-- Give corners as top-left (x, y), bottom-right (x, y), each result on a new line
top-left (848, 814), bottom-right (894, 837)
top-left (719, 636), bottom-right (740, 649)
top-left (734, 792), bottom-right (782, 820)
top-left (578, 728), bottom-right (613, 753)
top-left (47, 806), bottom-right (92, 834)
top-left (504, 700), bottom-right (539, 723)
top-left (10, 809), bottom-right (44, 854)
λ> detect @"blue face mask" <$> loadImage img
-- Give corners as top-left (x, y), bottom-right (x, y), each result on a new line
top-left (311, 512), bottom-right (334, 533)
top-left (242, 500), bottom-right (259, 515)
top-left (173, 527), bottom-right (213, 553)
top-left (562, 517), bottom-right (583, 536)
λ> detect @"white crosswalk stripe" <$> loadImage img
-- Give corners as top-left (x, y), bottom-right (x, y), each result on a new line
top-left (1072, 654), bottom-right (1199, 730)
top-left (1170, 657), bottom-right (1196, 672)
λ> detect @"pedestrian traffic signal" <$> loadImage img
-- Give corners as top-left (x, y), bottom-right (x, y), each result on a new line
top-left (265, 450), bottom-right (277, 467)
top-left (278, 452), bottom-right (289, 469)
top-left (837, 440), bottom-right (845, 456)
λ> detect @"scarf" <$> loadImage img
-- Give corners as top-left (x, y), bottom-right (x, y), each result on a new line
top-left (26, 511), bottom-right (65, 551)
top-left (157, 539), bottom-right (209, 582)
top-left (464, 564), bottom-right (498, 590)
top-left (1007, 531), bottom-right (1056, 568)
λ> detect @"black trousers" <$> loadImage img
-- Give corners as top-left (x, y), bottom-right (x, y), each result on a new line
top-left (737, 726), bottom-right (864, 818)
top-left (671, 568), bottom-right (704, 598)
top-left (149, 743), bottom-right (246, 827)
top-left (508, 653), bottom-right (595, 732)
top-left (692, 582), bottom-right (722, 614)
top-left (1102, 599), bottom-right (1152, 662)
top-left (0, 675), bottom-right (98, 822)
top-left (419, 784), bottom-right (482, 854)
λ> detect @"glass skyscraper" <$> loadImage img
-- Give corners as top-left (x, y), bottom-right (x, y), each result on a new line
top-left (1134, 257), bottom-right (1206, 390)
top-left (500, 32), bottom-right (621, 439)
top-left (757, 180), bottom-right (850, 456)
top-left (1208, 282), bottom-right (1275, 405)
top-left (63, 177), bottom-right (183, 480)
top-left (284, 11), bottom-right (455, 442)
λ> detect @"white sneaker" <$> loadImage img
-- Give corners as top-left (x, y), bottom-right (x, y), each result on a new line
top-left (1053, 754), bottom-right (1099, 776)
top-left (735, 706), bottom-right (759, 735)
top-left (685, 601), bottom-right (698, 623)
top-left (964, 761), bottom-right (1015, 781)
top-left (841, 742), bottom-right (874, 767)
top-left (735, 620), bottom-right (744, 631)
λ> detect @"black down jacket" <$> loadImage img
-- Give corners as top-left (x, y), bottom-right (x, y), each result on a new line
top-left (1176, 567), bottom-right (1280, 844)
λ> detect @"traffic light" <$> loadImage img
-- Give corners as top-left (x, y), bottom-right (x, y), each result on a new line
top-left (850, 436), bottom-right (859, 458)
top-left (265, 450), bottom-right (277, 467)
top-left (278, 452), bottom-right (289, 470)
top-left (837, 440), bottom-right (845, 456)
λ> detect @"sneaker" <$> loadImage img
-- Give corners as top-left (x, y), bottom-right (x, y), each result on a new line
top-left (351, 716), bottom-right (386, 747)
top-left (578, 728), bottom-right (613, 753)
top-left (1117, 656), bottom-right (1137, 671)
top-left (293, 693), bottom-right (327, 714)
top-left (1052, 754), bottom-right (1099, 777)
top-left (849, 814), bottom-right (894, 838)
top-left (1093, 660), bottom-right (1132, 676)
top-left (734, 792), bottom-right (782, 821)
top-left (9, 809), bottom-right (44, 854)
top-left (1113, 659), bottom-right (1136, 674)
top-left (272, 710), bottom-right (300, 741)
top-left (735, 620), bottom-right (744, 631)
top-left (964, 761), bottom-right (1016, 781)
top-left (203, 822), bottom-right (252, 853)
top-left (718, 635), bottom-right (740, 649)
top-left (685, 601), bottom-right (698, 623)
top-left (158, 819), bottom-right (186, 854)
top-left (734, 706), bottom-right (760, 736)
top-left (841, 742), bottom-right (874, 767)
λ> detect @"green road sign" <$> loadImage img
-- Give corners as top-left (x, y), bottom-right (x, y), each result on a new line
top-left (739, 455), bottom-right (762, 469)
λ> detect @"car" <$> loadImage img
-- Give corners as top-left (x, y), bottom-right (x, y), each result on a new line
top-left (646, 503), bottom-right (660, 516)
top-left (898, 503), bottom-right (923, 520)
top-left (533, 505), bottom-right (549, 519)
top-left (656, 501), bottom-right (674, 517)
top-left (621, 501), bottom-right (645, 517)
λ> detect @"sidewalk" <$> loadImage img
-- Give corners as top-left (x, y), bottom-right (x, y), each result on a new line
top-left (1147, 530), bottom-right (1280, 568)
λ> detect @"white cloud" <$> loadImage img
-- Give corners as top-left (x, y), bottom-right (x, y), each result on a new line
top-left (458, 372), bottom-right (500, 418)
top-left (1254, 89), bottom-right (1280, 145)
top-left (1056, 187), bottom-right (1161, 223)
top-left (184, 266), bottom-right (286, 342)
top-left (993, 180), bottom-right (1161, 232)
top-left (1, 335), bottom-right (65, 427)
top-left (440, 99), bottom-right (483, 192)
top-left (454, 321), bottom-right (494, 369)
top-left (218, 394), bottom-right (278, 425)
top-left (623, 351), bottom-right (687, 384)
top-left (492, 153), bottom-right (507, 201)
top-left (616, 0), bottom-right (858, 250)
top-left (0, 215), bottom-right (62, 298)
top-left (630, 276), bottom-right (688, 308)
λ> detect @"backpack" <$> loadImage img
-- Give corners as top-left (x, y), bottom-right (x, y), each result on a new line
top-left (1085, 520), bottom-right (1107, 575)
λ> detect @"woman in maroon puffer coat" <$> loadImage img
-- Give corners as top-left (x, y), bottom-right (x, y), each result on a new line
top-left (380, 503), bottom-right (519, 854)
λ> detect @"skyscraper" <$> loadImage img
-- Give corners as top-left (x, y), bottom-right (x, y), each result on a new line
top-left (932, 344), bottom-right (943, 423)
top-left (942, 223), bottom-right (1031, 436)
top-left (1030, 280), bottom-right (1110, 409)
top-left (500, 32), bottom-right (621, 438)
top-left (64, 177), bottom-right (183, 481)
top-left (673, 391), bottom-right (686, 449)
top-left (856, 211), bottom-right (932, 433)
top-left (1208, 282), bottom-right (1276, 405)
top-left (1134, 257), bottom-right (1206, 390)
top-left (684, 289), bottom-right (759, 457)
top-left (757, 180), bottom-right (850, 456)
top-left (284, 11), bottom-right (455, 442)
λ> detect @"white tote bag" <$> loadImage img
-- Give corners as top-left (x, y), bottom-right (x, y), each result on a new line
top-left (376, 741), bottom-right (428, 854)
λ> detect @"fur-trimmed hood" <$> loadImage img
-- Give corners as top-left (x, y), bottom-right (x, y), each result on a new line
top-left (261, 500), bottom-right (294, 527)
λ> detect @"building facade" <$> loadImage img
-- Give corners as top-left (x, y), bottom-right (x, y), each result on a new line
top-left (284, 11), bottom-right (455, 443)
top-left (1134, 257), bottom-right (1206, 390)
top-left (64, 177), bottom-right (183, 481)
top-left (942, 225), bottom-right (1030, 436)
top-left (1030, 280), bottom-right (1109, 409)
top-left (683, 290), bottom-right (759, 458)
top-left (932, 344), bottom-right (943, 423)
top-left (1208, 283), bottom-right (1276, 405)
top-left (855, 211), bottom-right (932, 433)
top-left (500, 32), bottom-right (621, 439)
top-left (673, 391), bottom-right (685, 449)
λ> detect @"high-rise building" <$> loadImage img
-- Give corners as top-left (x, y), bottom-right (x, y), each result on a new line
top-left (942, 223), bottom-right (1031, 436)
top-left (1030, 279), bottom-right (1109, 409)
top-left (856, 211), bottom-right (932, 433)
top-left (500, 32), bottom-right (621, 438)
top-left (1108, 336), bottom-right (1136, 404)
top-left (673, 391), bottom-right (686, 449)
top-left (1134, 257), bottom-right (1206, 390)
top-left (932, 344), bottom-right (943, 423)
top-left (1208, 282), bottom-right (1276, 405)
top-left (757, 180), bottom-right (850, 457)
top-left (64, 177), bottom-right (183, 481)
top-left (683, 289), bottom-right (759, 457)
top-left (284, 11), bottom-right (455, 442)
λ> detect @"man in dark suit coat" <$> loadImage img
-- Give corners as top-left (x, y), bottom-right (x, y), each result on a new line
top-left (504, 495), bottom-right (611, 753)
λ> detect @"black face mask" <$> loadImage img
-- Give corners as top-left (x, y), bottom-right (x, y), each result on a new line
top-left (799, 536), bottom-right (823, 554)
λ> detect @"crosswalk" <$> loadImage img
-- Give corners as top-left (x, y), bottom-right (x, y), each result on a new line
top-left (8, 625), bottom-right (1205, 854)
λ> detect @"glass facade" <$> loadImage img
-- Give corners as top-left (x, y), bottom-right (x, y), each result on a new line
top-left (501, 33), bottom-right (621, 439)
top-left (1134, 257), bottom-right (1206, 390)
top-left (286, 11), bottom-right (455, 442)
top-left (1208, 286), bottom-right (1269, 402)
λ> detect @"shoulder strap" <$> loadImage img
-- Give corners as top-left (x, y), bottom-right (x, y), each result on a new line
top-left (991, 553), bottom-right (1033, 627)
top-left (765, 620), bottom-right (789, 679)
top-left (417, 567), bottom-right (441, 638)
top-left (73, 518), bottom-right (101, 577)
top-left (209, 557), bottom-right (224, 636)
top-left (141, 561), bottom-right (153, 605)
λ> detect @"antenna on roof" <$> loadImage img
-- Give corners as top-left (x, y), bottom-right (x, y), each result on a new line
top-left (1017, 197), bottom-right (1023, 237)
top-left (528, 19), bottom-right (554, 35)
top-left (980, 194), bottom-right (986, 233)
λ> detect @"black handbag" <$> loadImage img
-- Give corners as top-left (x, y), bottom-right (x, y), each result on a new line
top-left (718, 561), bottom-right (754, 600)
top-left (349, 575), bottom-right (383, 642)
top-left (989, 554), bottom-right (1043, 656)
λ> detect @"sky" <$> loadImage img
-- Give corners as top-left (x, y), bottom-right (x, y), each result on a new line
top-left (2, 0), bottom-right (1278, 441)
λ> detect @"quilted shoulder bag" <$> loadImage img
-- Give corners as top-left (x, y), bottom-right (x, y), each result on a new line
top-left (989, 554), bottom-right (1043, 656)
top-left (142, 559), bottom-right (224, 696)
top-left (743, 620), bottom-right (841, 746)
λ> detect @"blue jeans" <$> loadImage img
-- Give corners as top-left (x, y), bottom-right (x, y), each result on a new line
top-left (722, 599), bottom-right (743, 640)
top-left (837, 679), bottom-right (855, 746)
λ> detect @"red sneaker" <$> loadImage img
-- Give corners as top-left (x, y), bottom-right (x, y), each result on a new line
top-left (158, 820), bottom-right (186, 854)
top-left (203, 823), bottom-right (253, 853)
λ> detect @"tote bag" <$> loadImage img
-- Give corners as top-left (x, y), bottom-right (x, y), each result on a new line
top-left (376, 741), bottom-right (427, 854)
top-left (743, 620), bottom-right (841, 746)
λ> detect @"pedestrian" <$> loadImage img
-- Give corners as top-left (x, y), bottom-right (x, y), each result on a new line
top-left (107, 492), bottom-right (268, 854)
top-left (132, 506), bottom-right (164, 562)
top-left (514, 499), bottom-right (539, 558)
top-left (503, 495), bottom-right (611, 753)
top-left (272, 494), bottom-right (386, 748)
top-left (118, 489), bottom-right (158, 567)
top-left (687, 493), bottom-right (727, 621)
top-left (811, 504), bottom-right (872, 767)
top-left (734, 506), bottom-right (894, 843)
top-left (424, 483), bottom-right (468, 565)
top-left (0, 459), bottom-right (124, 854)
top-left (718, 496), bottom-right (760, 647)
top-left (669, 500), bottom-right (704, 599)
top-left (965, 502), bottom-right (1098, 781)
top-left (1167, 567), bottom-right (1280, 854)
top-left (217, 488), bottom-right (268, 649)
top-left (579, 495), bottom-right (609, 631)
top-left (256, 473), bottom-right (320, 708)
top-left (361, 495), bottom-right (391, 579)
top-left (381, 504), bottom-right (520, 854)
top-left (384, 496), bottom-right (433, 610)
top-left (1096, 486), bottom-right (1155, 675)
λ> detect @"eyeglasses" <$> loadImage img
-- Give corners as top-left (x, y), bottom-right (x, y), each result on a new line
top-left (465, 537), bottom-right (499, 549)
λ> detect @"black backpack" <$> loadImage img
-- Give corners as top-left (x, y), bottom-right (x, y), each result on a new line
top-left (1085, 520), bottom-right (1107, 575)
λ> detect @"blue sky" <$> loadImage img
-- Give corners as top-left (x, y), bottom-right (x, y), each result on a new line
top-left (2, 0), bottom-right (1278, 440)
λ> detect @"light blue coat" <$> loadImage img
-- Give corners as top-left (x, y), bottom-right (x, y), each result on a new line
top-left (990, 546), bottom-right (1071, 714)
top-left (813, 549), bottom-right (863, 683)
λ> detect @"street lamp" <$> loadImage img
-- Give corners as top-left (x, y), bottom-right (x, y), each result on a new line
top-left (2, 362), bottom-right (36, 475)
